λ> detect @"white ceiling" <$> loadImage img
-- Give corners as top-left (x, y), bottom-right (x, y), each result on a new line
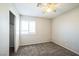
top-left (14, 3), bottom-right (79, 19)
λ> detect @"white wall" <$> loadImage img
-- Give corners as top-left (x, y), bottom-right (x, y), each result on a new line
top-left (20, 16), bottom-right (51, 46)
top-left (52, 7), bottom-right (79, 55)
top-left (0, 4), bottom-right (9, 56)
top-left (0, 3), bottom-right (20, 56)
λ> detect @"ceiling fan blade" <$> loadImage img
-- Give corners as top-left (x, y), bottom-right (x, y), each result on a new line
top-left (37, 3), bottom-right (41, 7)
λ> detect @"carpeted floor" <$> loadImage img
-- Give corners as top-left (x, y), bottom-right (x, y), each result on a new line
top-left (12, 42), bottom-right (78, 56)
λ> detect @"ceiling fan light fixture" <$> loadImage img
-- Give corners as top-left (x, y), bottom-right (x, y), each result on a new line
top-left (46, 8), bottom-right (52, 12)
top-left (37, 3), bottom-right (60, 13)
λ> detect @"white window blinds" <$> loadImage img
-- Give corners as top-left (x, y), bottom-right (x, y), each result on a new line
top-left (21, 20), bottom-right (36, 34)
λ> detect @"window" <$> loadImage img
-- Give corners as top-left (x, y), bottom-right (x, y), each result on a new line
top-left (21, 20), bottom-right (36, 34)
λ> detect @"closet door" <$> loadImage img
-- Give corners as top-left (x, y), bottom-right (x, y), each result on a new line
top-left (15, 15), bottom-right (20, 53)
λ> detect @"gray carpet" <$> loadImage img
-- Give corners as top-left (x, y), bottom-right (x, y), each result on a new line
top-left (13, 42), bottom-right (78, 56)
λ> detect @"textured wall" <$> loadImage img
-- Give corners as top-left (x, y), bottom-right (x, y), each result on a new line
top-left (20, 16), bottom-right (52, 46)
top-left (52, 6), bottom-right (79, 55)
top-left (0, 4), bottom-right (9, 56)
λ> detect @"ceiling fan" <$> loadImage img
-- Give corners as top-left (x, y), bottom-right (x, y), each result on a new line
top-left (37, 3), bottom-right (60, 13)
